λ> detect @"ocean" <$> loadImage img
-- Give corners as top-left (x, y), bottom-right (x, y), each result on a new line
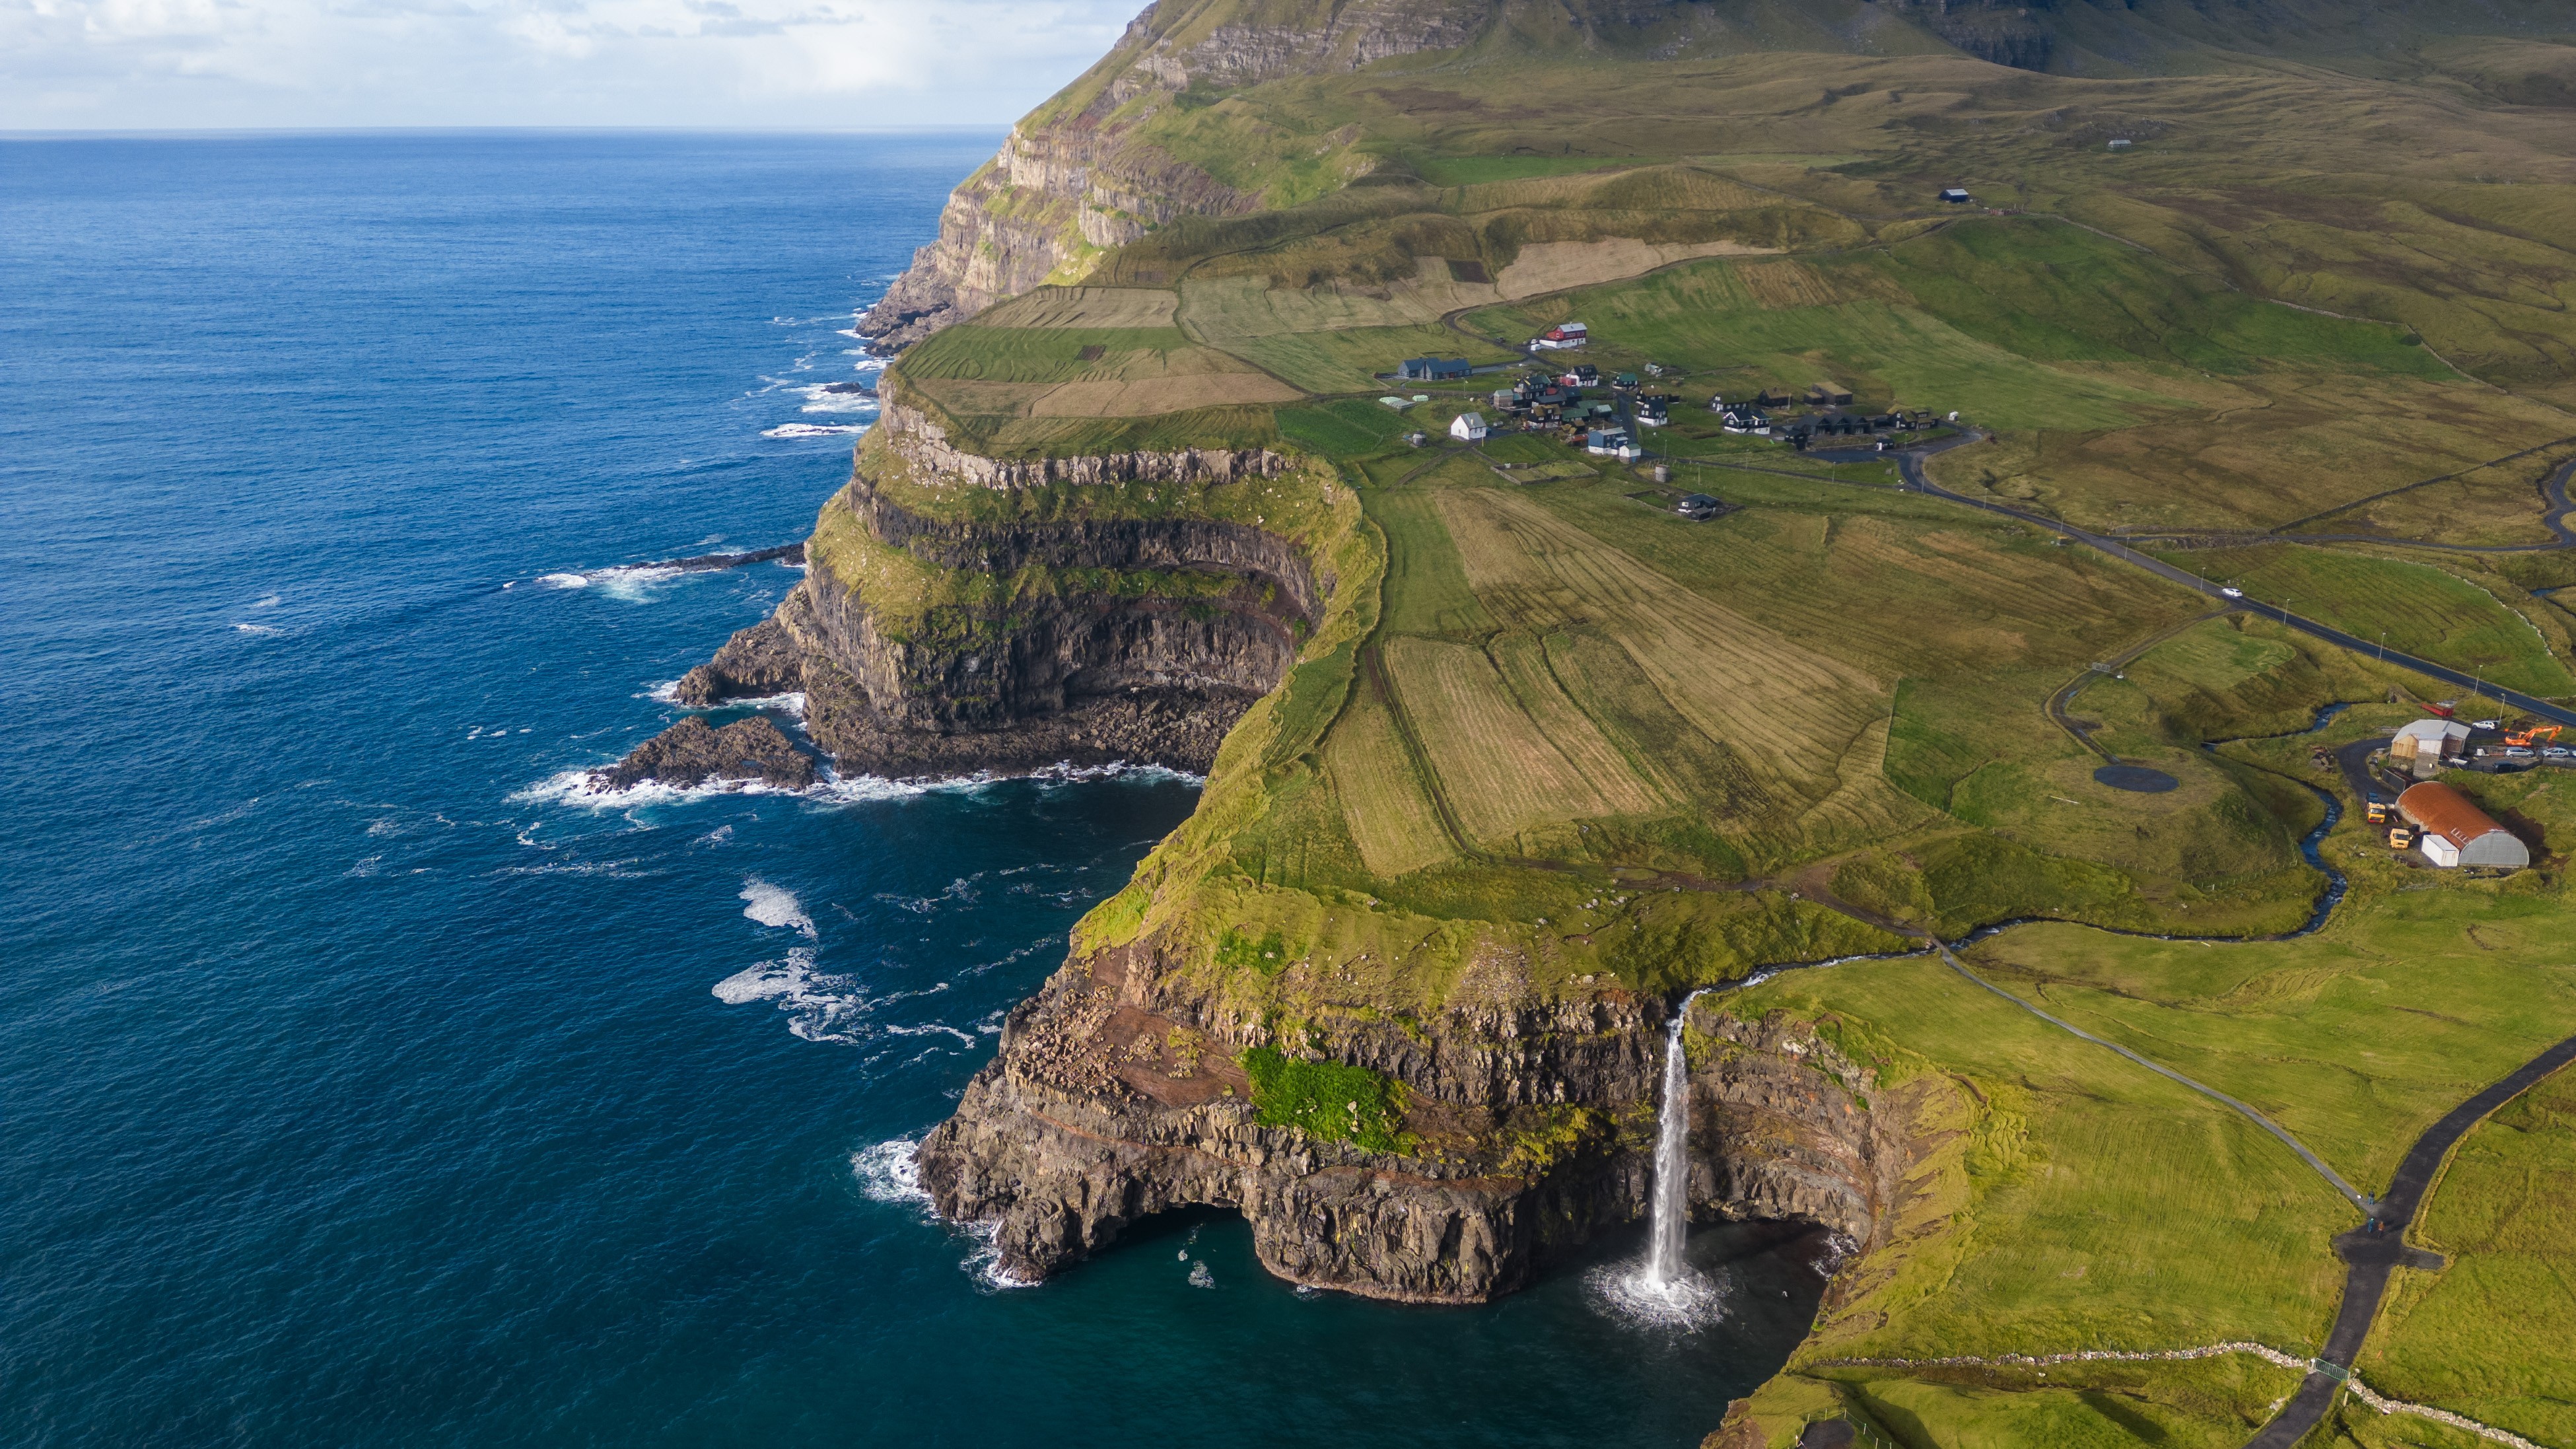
top-left (0, 132), bottom-right (1825, 1448)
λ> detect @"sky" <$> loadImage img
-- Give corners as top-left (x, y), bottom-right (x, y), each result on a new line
top-left (0, 0), bottom-right (1144, 129)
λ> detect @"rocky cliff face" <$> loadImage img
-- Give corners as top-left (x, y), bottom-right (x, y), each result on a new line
top-left (916, 937), bottom-right (1923, 1300)
top-left (856, 0), bottom-right (1494, 347)
top-left (613, 423), bottom-right (1323, 785)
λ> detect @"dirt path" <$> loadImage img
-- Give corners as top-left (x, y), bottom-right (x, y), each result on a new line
top-left (2044, 610), bottom-right (2231, 761)
top-left (1933, 944), bottom-right (2379, 1216)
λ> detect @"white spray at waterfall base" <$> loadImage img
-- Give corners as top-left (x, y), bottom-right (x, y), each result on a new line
top-left (1591, 987), bottom-right (1729, 1329)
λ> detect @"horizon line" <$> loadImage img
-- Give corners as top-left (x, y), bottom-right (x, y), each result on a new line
top-left (0, 124), bottom-right (1014, 141)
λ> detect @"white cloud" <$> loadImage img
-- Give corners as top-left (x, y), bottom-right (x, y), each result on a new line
top-left (0, 0), bottom-right (1142, 128)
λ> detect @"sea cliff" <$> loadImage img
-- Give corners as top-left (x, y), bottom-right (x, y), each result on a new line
top-left (919, 938), bottom-right (1923, 1300)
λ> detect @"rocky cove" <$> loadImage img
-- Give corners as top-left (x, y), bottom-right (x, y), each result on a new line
top-left (918, 931), bottom-right (1923, 1303)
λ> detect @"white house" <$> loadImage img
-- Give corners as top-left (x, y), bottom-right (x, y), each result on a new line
top-left (1449, 411), bottom-right (1488, 442)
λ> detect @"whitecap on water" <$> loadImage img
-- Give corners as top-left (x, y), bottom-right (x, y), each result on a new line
top-left (851, 1138), bottom-right (1037, 1289)
top-left (642, 680), bottom-right (806, 718)
top-left (852, 1138), bottom-right (931, 1207)
top-left (513, 768), bottom-right (809, 809)
top-left (711, 947), bottom-right (860, 1042)
top-left (794, 382), bottom-right (880, 416)
top-left (536, 573), bottom-right (589, 589)
top-left (232, 622), bottom-right (284, 637)
top-left (589, 565), bottom-right (681, 603)
top-left (740, 876), bottom-right (816, 938)
top-left (763, 422), bottom-right (868, 439)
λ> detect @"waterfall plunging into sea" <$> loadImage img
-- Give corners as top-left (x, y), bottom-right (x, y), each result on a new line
top-left (1592, 988), bottom-right (1727, 1327)
top-left (1642, 987), bottom-right (1707, 1291)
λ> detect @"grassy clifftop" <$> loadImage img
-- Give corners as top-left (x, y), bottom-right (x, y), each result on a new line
top-left (847, 11), bottom-right (2576, 1446)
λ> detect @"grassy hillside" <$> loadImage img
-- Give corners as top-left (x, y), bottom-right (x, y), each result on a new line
top-left (853, 13), bottom-right (2576, 1447)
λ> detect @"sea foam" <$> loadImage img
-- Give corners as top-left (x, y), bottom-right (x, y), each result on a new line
top-left (740, 876), bottom-right (816, 938)
top-left (711, 948), bottom-right (866, 1043)
top-left (763, 422), bottom-right (868, 439)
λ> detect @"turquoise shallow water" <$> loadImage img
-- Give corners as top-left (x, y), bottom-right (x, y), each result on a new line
top-left (0, 132), bottom-right (1827, 1448)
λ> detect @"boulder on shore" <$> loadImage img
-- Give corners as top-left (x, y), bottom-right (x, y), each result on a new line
top-left (597, 715), bottom-right (816, 791)
top-left (671, 618), bottom-right (804, 707)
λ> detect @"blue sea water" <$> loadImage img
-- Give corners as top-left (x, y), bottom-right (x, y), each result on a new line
top-left (0, 133), bottom-right (1828, 1448)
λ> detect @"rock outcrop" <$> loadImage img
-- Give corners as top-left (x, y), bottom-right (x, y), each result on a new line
top-left (856, 0), bottom-right (1495, 348)
top-left (598, 715), bottom-right (817, 792)
top-left (880, 400), bottom-right (1290, 491)
top-left (915, 936), bottom-right (1922, 1300)
top-left (608, 423), bottom-right (1323, 788)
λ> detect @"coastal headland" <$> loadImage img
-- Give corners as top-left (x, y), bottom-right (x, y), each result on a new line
top-left (608, 5), bottom-right (2576, 1444)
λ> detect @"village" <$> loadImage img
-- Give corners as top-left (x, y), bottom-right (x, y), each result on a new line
top-left (1382, 317), bottom-right (1959, 520)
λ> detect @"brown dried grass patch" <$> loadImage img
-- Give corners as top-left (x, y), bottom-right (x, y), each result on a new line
top-left (1031, 371), bottom-right (1302, 417)
top-left (1431, 487), bottom-right (1889, 804)
top-left (1383, 635), bottom-right (1641, 846)
top-left (1494, 238), bottom-right (1779, 300)
top-left (977, 286), bottom-right (1181, 330)
top-left (1738, 260), bottom-right (1842, 310)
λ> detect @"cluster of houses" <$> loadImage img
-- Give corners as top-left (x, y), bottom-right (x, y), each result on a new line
top-left (1388, 320), bottom-right (1961, 464)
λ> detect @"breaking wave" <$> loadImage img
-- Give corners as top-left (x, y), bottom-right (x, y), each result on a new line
top-left (851, 1138), bottom-right (930, 1207)
top-left (763, 422), bottom-right (868, 439)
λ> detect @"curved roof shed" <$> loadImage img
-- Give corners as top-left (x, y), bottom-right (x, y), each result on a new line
top-left (2397, 782), bottom-right (2530, 869)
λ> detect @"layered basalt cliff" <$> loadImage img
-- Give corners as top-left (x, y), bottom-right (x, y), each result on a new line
top-left (916, 937), bottom-right (1924, 1300)
top-left (612, 419), bottom-right (1326, 785)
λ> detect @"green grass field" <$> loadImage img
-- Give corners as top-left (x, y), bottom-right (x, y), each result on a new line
top-left (2160, 545), bottom-right (2576, 699)
top-left (2361, 1069), bottom-right (2576, 1449)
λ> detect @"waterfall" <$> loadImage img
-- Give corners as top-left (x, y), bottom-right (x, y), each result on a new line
top-left (1641, 987), bottom-right (1707, 1291)
top-left (1587, 987), bottom-right (1727, 1326)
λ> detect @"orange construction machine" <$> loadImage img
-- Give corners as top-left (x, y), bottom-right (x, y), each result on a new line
top-left (2504, 724), bottom-right (2565, 747)
top-left (2388, 824), bottom-right (2416, 850)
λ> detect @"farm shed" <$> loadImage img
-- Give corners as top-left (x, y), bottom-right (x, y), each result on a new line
top-left (1401, 357), bottom-right (1473, 382)
top-left (2390, 718), bottom-right (2471, 777)
top-left (2397, 782), bottom-right (2530, 869)
top-left (1939, 187), bottom-right (1972, 203)
top-left (1450, 411), bottom-right (1488, 441)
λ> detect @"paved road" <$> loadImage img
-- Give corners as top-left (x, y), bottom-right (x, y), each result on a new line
top-left (2334, 736), bottom-right (2403, 808)
top-left (1888, 438), bottom-right (2576, 729)
top-left (2241, 1032), bottom-right (2576, 1448)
